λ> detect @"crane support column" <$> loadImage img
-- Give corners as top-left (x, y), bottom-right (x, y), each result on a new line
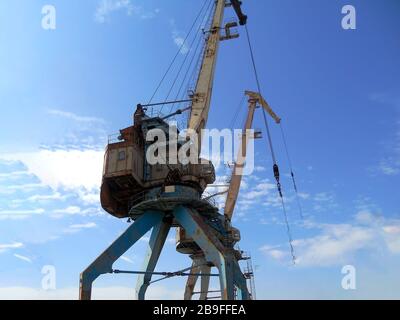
top-left (135, 217), bottom-right (172, 300)
top-left (184, 254), bottom-right (210, 300)
top-left (79, 212), bottom-right (165, 300)
top-left (173, 206), bottom-right (249, 300)
top-left (184, 257), bottom-right (203, 300)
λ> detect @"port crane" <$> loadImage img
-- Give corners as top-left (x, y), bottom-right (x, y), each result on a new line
top-left (183, 90), bottom-right (281, 300)
top-left (79, 0), bottom-right (292, 300)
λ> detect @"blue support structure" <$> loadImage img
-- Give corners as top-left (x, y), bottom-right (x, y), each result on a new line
top-left (79, 212), bottom-right (165, 300)
top-left (79, 206), bottom-right (250, 300)
top-left (173, 206), bottom-right (250, 300)
top-left (135, 216), bottom-right (172, 300)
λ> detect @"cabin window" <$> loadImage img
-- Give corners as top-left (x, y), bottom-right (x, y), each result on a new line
top-left (118, 150), bottom-right (126, 161)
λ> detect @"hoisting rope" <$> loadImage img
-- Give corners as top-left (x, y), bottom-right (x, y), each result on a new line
top-left (280, 123), bottom-right (304, 220)
top-left (168, 0), bottom-right (215, 116)
top-left (244, 24), bottom-right (296, 265)
top-left (147, 0), bottom-right (211, 105)
top-left (161, 0), bottom-right (214, 115)
top-left (229, 94), bottom-right (246, 130)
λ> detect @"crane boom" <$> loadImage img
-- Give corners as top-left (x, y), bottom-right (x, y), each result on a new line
top-left (224, 91), bottom-right (281, 221)
top-left (188, 0), bottom-right (225, 135)
top-left (245, 90), bottom-right (281, 124)
top-left (188, 0), bottom-right (247, 137)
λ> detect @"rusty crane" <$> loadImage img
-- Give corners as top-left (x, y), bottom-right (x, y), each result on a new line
top-left (79, 0), bottom-right (296, 300)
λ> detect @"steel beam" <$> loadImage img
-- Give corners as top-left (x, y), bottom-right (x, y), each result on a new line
top-left (173, 206), bottom-right (235, 300)
top-left (184, 259), bottom-right (201, 300)
top-left (184, 255), bottom-right (210, 300)
top-left (135, 217), bottom-right (172, 300)
top-left (199, 263), bottom-right (211, 300)
top-left (233, 259), bottom-right (251, 300)
top-left (79, 211), bottom-right (164, 300)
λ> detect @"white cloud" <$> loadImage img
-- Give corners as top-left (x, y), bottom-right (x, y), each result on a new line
top-left (242, 182), bottom-right (275, 200)
top-left (261, 212), bottom-right (400, 267)
top-left (95, 0), bottom-right (159, 24)
top-left (260, 245), bottom-right (287, 261)
top-left (76, 189), bottom-right (100, 205)
top-left (383, 225), bottom-right (400, 234)
top-left (378, 159), bottom-right (400, 176)
top-left (47, 109), bottom-right (105, 124)
top-left (0, 171), bottom-right (32, 179)
top-left (1, 150), bottom-right (103, 192)
top-left (298, 192), bottom-right (310, 200)
top-left (69, 222), bottom-right (97, 230)
top-left (54, 206), bottom-right (82, 215)
top-left (294, 224), bottom-right (376, 267)
top-left (120, 256), bottom-right (135, 264)
top-left (254, 166), bottom-right (266, 172)
top-left (0, 242), bottom-right (24, 253)
top-left (314, 192), bottom-right (334, 202)
top-left (370, 93), bottom-right (400, 176)
top-left (170, 19), bottom-right (189, 54)
top-left (13, 254), bottom-right (32, 263)
top-left (0, 183), bottom-right (46, 195)
top-left (64, 222), bottom-right (98, 234)
top-left (12, 192), bottom-right (67, 204)
top-left (0, 209), bottom-right (44, 220)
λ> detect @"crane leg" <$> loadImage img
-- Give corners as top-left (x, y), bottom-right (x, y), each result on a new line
top-left (135, 217), bottom-right (172, 300)
top-left (199, 263), bottom-right (211, 300)
top-left (233, 260), bottom-right (251, 300)
top-left (173, 206), bottom-right (237, 300)
top-left (184, 259), bottom-right (201, 300)
top-left (79, 212), bottom-right (164, 300)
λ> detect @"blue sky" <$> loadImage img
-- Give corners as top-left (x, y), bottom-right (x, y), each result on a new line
top-left (0, 0), bottom-right (399, 299)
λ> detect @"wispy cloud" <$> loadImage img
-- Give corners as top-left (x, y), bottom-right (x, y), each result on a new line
top-left (47, 109), bottom-right (105, 124)
top-left (94, 0), bottom-right (159, 24)
top-left (69, 222), bottom-right (97, 230)
top-left (370, 93), bottom-right (400, 176)
top-left (170, 19), bottom-right (189, 54)
top-left (14, 254), bottom-right (33, 264)
top-left (11, 192), bottom-right (68, 204)
top-left (0, 171), bottom-right (32, 180)
top-left (260, 210), bottom-right (400, 267)
top-left (120, 255), bottom-right (135, 264)
top-left (64, 222), bottom-right (97, 234)
top-left (0, 242), bottom-right (24, 253)
top-left (0, 209), bottom-right (44, 220)
top-left (0, 183), bottom-right (46, 195)
top-left (54, 206), bottom-right (82, 215)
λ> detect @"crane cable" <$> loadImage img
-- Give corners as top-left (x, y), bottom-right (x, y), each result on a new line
top-left (280, 123), bottom-right (304, 219)
top-left (161, 0), bottom-right (215, 115)
top-left (147, 0), bottom-right (211, 105)
top-left (169, 0), bottom-right (216, 115)
top-left (244, 24), bottom-right (296, 265)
